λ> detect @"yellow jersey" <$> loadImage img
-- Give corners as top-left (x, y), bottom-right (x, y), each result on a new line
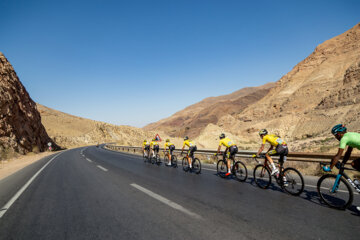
top-left (262, 134), bottom-right (286, 147)
top-left (164, 142), bottom-right (174, 149)
top-left (150, 141), bottom-right (159, 147)
top-left (183, 140), bottom-right (195, 148)
top-left (143, 141), bottom-right (149, 147)
top-left (219, 138), bottom-right (236, 148)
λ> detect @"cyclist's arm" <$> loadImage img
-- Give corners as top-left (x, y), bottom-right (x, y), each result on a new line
top-left (216, 145), bottom-right (221, 154)
top-left (266, 145), bottom-right (274, 153)
top-left (256, 144), bottom-right (265, 156)
top-left (330, 148), bottom-right (345, 169)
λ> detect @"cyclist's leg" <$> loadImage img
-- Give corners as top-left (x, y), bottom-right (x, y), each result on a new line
top-left (267, 149), bottom-right (279, 175)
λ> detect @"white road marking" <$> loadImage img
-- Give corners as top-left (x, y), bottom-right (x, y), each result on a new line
top-left (97, 165), bottom-right (108, 172)
top-left (130, 183), bottom-right (202, 220)
top-left (0, 151), bottom-right (64, 219)
top-left (86, 158), bottom-right (92, 162)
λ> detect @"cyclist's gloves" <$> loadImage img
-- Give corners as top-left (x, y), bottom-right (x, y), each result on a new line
top-left (252, 154), bottom-right (258, 158)
top-left (323, 166), bottom-right (331, 172)
top-left (214, 153), bottom-right (217, 156)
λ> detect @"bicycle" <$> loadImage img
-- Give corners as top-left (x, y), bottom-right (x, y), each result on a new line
top-left (163, 150), bottom-right (177, 168)
top-left (149, 151), bottom-right (161, 165)
top-left (253, 154), bottom-right (304, 196)
top-left (181, 153), bottom-right (201, 174)
top-left (216, 153), bottom-right (247, 181)
top-left (143, 149), bottom-right (150, 162)
top-left (317, 162), bottom-right (360, 210)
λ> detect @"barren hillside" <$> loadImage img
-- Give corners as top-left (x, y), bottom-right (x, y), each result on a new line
top-left (37, 104), bottom-right (183, 148)
top-left (144, 82), bottom-right (275, 138)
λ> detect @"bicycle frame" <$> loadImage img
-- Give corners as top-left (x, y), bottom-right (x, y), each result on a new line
top-left (332, 167), bottom-right (360, 194)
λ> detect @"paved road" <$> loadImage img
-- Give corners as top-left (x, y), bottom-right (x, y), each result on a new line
top-left (0, 146), bottom-right (359, 240)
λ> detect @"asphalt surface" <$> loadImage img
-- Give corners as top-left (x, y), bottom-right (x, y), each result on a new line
top-left (0, 146), bottom-right (359, 240)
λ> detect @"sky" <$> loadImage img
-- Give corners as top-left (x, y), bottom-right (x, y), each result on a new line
top-left (1, 0), bottom-right (359, 127)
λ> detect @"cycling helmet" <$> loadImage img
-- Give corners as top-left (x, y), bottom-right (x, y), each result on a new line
top-left (259, 129), bottom-right (268, 136)
top-left (166, 139), bottom-right (170, 142)
top-left (219, 133), bottom-right (225, 139)
top-left (331, 124), bottom-right (347, 135)
top-left (143, 139), bottom-right (147, 142)
top-left (184, 136), bottom-right (189, 140)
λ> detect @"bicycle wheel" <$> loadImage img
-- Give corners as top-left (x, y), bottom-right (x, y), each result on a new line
top-left (282, 167), bottom-right (304, 196)
top-left (317, 174), bottom-right (353, 210)
top-left (192, 158), bottom-right (201, 174)
top-left (253, 165), bottom-right (271, 189)
top-left (217, 160), bottom-right (228, 178)
top-left (156, 154), bottom-right (161, 165)
top-left (233, 161), bottom-right (248, 182)
top-left (164, 155), bottom-right (170, 166)
top-left (182, 157), bottom-right (189, 172)
top-left (171, 155), bottom-right (177, 168)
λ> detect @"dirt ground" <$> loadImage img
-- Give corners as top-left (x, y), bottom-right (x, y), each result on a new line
top-left (0, 152), bottom-right (55, 181)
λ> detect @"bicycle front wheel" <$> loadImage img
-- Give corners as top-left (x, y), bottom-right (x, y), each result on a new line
top-left (317, 174), bottom-right (353, 210)
top-left (217, 160), bottom-right (228, 178)
top-left (282, 167), bottom-right (304, 196)
top-left (192, 158), bottom-right (201, 174)
top-left (233, 161), bottom-right (247, 182)
top-left (182, 157), bottom-right (189, 172)
top-left (164, 155), bottom-right (169, 166)
top-left (253, 165), bottom-right (271, 189)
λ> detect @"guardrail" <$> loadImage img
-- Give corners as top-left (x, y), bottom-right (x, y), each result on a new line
top-left (104, 144), bottom-right (360, 165)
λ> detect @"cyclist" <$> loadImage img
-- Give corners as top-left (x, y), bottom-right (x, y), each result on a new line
top-left (254, 129), bottom-right (288, 175)
top-left (323, 124), bottom-right (360, 172)
top-left (323, 124), bottom-right (360, 212)
top-left (215, 133), bottom-right (238, 176)
top-left (150, 138), bottom-right (160, 158)
top-left (181, 136), bottom-right (197, 169)
top-left (164, 139), bottom-right (176, 166)
top-left (142, 139), bottom-right (150, 158)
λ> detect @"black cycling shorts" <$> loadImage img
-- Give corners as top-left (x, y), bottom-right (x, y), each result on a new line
top-left (144, 146), bottom-right (150, 150)
top-left (153, 145), bottom-right (159, 152)
top-left (188, 146), bottom-right (197, 158)
top-left (169, 145), bottom-right (175, 155)
top-left (268, 144), bottom-right (288, 163)
top-left (229, 145), bottom-right (238, 158)
top-left (352, 158), bottom-right (360, 171)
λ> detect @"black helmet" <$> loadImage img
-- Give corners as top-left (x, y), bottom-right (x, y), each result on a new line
top-left (184, 136), bottom-right (189, 140)
top-left (219, 133), bottom-right (225, 139)
top-left (259, 129), bottom-right (268, 136)
top-left (166, 139), bottom-right (170, 142)
top-left (331, 124), bottom-right (347, 135)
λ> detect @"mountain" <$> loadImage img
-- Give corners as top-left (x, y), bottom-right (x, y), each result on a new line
top-left (143, 82), bottom-right (275, 138)
top-left (143, 23), bottom-right (360, 152)
top-left (0, 52), bottom-right (57, 156)
top-left (37, 104), bottom-right (182, 148)
top-left (223, 23), bottom-right (360, 147)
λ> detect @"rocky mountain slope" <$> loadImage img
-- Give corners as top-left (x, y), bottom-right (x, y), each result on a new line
top-left (0, 52), bottom-right (56, 156)
top-left (144, 82), bottom-right (275, 138)
top-left (144, 23), bottom-right (360, 152)
top-left (37, 104), bottom-right (183, 149)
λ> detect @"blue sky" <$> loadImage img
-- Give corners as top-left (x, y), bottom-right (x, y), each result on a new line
top-left (1, 0), bottom-right (359, 127)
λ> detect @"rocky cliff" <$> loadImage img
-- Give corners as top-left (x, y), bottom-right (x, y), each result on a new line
top-left (0, 52), bottom-right (56, 155)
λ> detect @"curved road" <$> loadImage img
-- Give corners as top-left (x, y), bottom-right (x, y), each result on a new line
top-left (0, 146), bottom-right (359, 240)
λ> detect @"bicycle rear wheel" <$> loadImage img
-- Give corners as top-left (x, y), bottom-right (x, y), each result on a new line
top-left (282, 167), bottom-right (304, 196)
top-left (182, 157), bottom-right (189, 172)
top-left (253, 165), bottom-right (271, 189)
top-left (233, 161), bottom-right (247, 182)
top-left (171, 155), bottom-right (177, 168)
top-left (156, 154), bottom-right (161, 165)
top-left (192, 158), bottom-right (201, 174)
top-left (217, 160), bottom-right (228, 178)
top-left (317, 174), bottom-right (353, 210)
